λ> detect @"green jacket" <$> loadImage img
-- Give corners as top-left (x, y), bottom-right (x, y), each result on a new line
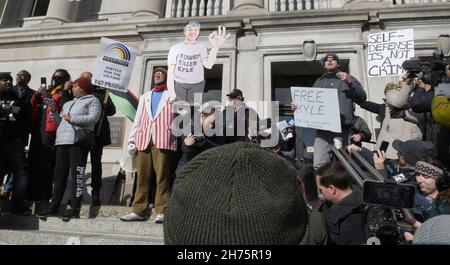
top-left (431, 95), bottom-right (450, 129)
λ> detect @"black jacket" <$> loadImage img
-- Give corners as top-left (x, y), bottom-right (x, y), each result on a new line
top-left (92, 88), bottom-right (116, 146)
top-left (12, 85), bottom-right (35, 143)
top-left (313, 72), bottom-right (366, 127)
top-left (0, 89), bottom-right (27, 144)
top-left (319, 187), bottom-right (367, 245)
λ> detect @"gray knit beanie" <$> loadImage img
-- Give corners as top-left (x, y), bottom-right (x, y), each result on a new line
top-left (164, 142), bottom-right (308, 245)
top-left (413, 215), bottom-right (450, 245)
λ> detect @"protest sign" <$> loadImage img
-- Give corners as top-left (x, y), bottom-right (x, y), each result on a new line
top-left (367, 29), bottom-right (414, 77)
top-left (93, 37), bottom-right (137, 92)
top-left (291, 87), bottom-right (341, 133)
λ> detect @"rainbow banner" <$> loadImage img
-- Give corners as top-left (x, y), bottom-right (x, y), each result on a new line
top-left (93, 37), bottom-right (137, 92)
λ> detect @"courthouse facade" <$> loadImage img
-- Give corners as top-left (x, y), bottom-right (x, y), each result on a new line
top-left (0, 0), bottom-right (449, 170)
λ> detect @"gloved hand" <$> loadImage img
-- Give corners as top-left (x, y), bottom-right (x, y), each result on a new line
top-left (128, 143), bottom-right (137, 157)
top-left (389, 108), bottom-right (406, 119)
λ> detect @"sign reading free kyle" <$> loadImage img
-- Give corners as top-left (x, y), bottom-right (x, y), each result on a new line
top-left (291, 87), bottom-right (342, 133)
top-left (93, 37), bottom-right (137, 92)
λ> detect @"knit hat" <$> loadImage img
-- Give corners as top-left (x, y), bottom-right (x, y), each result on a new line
top-left (392, 140), bottom-right (434, 165)
top-left (415, 161), bottom-right (444, 180)
top-left (0, 72), bottom-right (12, 81)
top-left (320, 53), bottom-right (340, 66)
top-left (164, 142), bottom-right (308, 245)
top-left (74, 77), bottom-right (94, 94)
top-left (413, 215), bottom-right (450, 245)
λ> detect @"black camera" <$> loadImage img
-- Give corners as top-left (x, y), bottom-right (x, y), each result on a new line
top-left (402, 49), bottom-right (449, 86)
top-left (0, 100), bottom-right (19, 121)
top-left (193, 135), bottom-right (205, 142)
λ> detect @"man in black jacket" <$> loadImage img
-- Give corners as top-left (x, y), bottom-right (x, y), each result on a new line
top-left (12, 70), bottom-right (35, 144)
top-left (316, 161), bottom-right (367, 245)
top-left (81, 72), bottom-right (116, 206)
top-left (0, 72), bottom-right (31, 215)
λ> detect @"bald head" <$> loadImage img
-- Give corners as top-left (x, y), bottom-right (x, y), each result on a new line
top-left (16, 70), bottom-right (31, 86)
top-left (81, 72), bottom-right (93, 80)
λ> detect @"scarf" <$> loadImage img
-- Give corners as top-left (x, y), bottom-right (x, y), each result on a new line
top-left (322, 70), bottom-right (339, 79)
top-left (153, 84), bottom-right (167, 92)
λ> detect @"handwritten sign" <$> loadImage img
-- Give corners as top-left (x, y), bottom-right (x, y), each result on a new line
top-left (93, 38), bottom-right (137, 92)
top-left (106, 117), bottom-right (126, 148)
top-left (291, 87), bottom-right (341, 133)
top-left (367, 29), bottom-right (414, 77)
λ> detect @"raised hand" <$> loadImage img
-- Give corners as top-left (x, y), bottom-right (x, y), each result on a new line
top-left (208, 25), bottom-right (231, 48)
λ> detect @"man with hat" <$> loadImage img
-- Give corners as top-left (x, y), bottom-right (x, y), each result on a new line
top-left (292, 53), bottom-right (366, 169)
top-left (219, 89), bottom-right (259, 144)
top-left (165, 142), bottom-right (327, 245)
top-left (0, 72), bottom-right (31, 214)
top-left (120, 67), bottom-right (177, 224)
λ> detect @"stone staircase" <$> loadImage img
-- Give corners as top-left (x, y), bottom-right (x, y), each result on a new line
top-left (0, 205), bottom-right (164, 245)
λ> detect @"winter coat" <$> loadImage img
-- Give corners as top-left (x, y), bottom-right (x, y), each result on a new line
top-left (92, 88), bottom-right (116, 146)
top-left (51, 94), bottom-right (101, 146)
top-left (313, 73), bottom-right (366, 127)
top-left (319, 187), bottom-right (367, 245)
top-left (376, 108), bottom-right (423, 159)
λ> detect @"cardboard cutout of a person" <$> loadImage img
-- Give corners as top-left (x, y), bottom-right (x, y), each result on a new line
top-left (167, 21), bottom-right (231, 104)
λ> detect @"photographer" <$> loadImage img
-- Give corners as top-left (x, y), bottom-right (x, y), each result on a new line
top-left (0, 72), bottom-right (31, 215)
top-left (27, 69), bottom-right (70, 203)
top-left (316, 161), bottom-right (367, 245)
top-left (175, 105), bottom-right (218, 176)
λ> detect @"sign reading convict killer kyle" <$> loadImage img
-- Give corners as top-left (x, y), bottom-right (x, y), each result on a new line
top-left (107, 117), bottom-right (126, 148)
top-left (367, 29), bottom-right (414, 77)
top-left (291, 87), bottom-right (341, 133)
top-left (93, 37), bottom-right (137, 92)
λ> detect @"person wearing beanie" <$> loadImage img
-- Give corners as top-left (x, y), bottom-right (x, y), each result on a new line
top-left (80, 72), bottom-right (116, 207)
top-left (411, 157), bottom-right (450, 224)
top-left (165, 142), bottom-right (327, 245)
top-left (167, 21), bottom-right (231, 104)
top-left (37, 76), bottom-right (101, 219)
top-left (120, 67), bottom-right (177, 224)
top-left (290, 53), bottom-right (366, 170)
top-left (410, 215), bottom-right (450, 244)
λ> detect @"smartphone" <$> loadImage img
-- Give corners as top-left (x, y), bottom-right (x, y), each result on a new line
top-left (363, 180), bottom-right (415, 208)
top-left (379, 141), bottom-right (389, 153)
top-left (40, 77), bottom-right (47, 87)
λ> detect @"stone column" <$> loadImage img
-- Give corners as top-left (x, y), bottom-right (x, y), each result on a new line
top-left (230, 0), bottom-right (268, 15)
top-left (132, 0), bottom-right (165, 18)
top-left (43, 0), bottom-right (81, 24)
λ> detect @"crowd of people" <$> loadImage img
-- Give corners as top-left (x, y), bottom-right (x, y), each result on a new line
top-left (0, 20), bottom-right (449, 245)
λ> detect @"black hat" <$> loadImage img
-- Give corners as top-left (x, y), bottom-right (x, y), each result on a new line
top-left (0, 72), bottom-right (12, 81)
top-left (392, 140), bottom-right (434, 165)
top-left (226, 89), bottom-right (243, 98)
top-left (164, 142), bottom-right (308, 245)
top-left (320, 53), bottom-right (340, 66)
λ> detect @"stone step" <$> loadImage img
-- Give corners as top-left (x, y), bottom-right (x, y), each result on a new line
top-left (0, 214), bottom-right (164, 239)
top-left (0, 229), bottom-right (163, 245)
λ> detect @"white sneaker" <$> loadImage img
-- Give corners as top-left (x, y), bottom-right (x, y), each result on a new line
top-left (155, 213), bottom-right (164, 224)
top-left (119, 212), bottom-right (145, 222)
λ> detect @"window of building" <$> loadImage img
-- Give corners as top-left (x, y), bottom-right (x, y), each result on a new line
top-left (204, 64), bottom-right (223, 102)
top-left (29, 0), bottom-right (50, 17)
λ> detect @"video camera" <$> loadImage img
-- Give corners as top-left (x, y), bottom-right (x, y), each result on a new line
top-left (402, 49), bottom-right (448, 86)
top-left (330, 146), bottom-right (416, 245)
top-left (0, 100), bottom-right (20, 121)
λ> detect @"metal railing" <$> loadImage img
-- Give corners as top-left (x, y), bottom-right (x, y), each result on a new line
top-left (165, 0), bottom-right (231, 18)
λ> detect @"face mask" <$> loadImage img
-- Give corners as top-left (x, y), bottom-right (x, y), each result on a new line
top-left (52, 76), bottom-right (65, 87)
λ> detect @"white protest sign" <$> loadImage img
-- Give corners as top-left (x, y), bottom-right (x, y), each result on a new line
top-left (93, 37), bottom-right (137, 92)
top-left (291, 87), bottom-right (341, 133)
top-left (367, 29), bottom-right (414, 77)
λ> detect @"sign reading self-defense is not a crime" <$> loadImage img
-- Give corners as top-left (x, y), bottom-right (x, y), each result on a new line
top-left (291, 87), bottom-right (342, 133)
top-left (367, 29), bottom-right (415, 77)
top-left (93, 37), bottom-right (137, 92)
